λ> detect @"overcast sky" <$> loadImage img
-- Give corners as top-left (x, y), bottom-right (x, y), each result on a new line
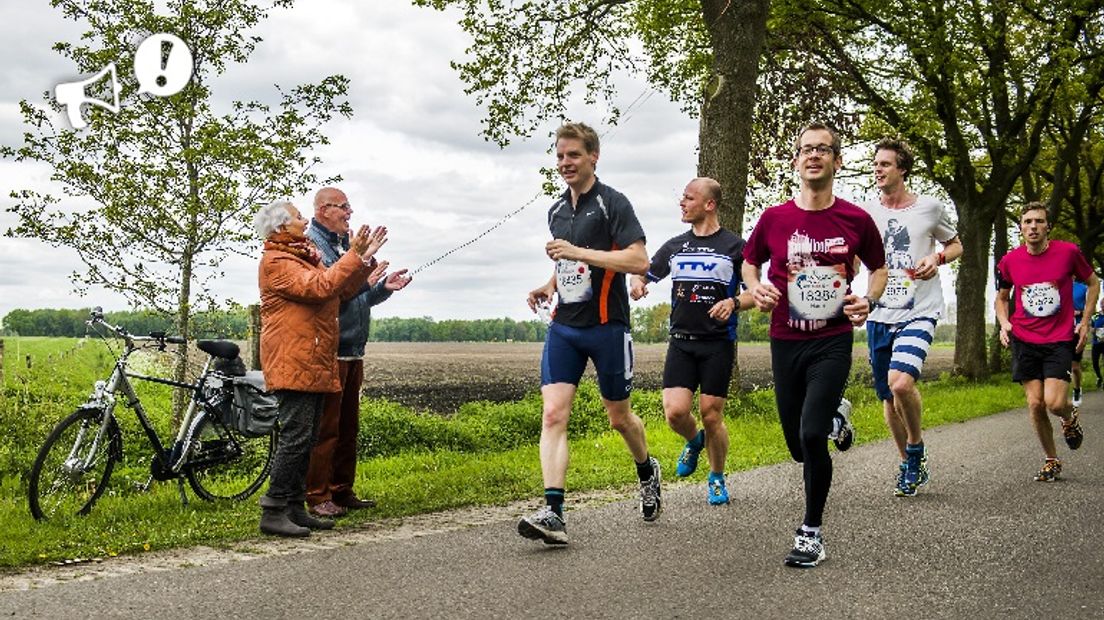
top-left (1, 0), bottom-right (951, 324)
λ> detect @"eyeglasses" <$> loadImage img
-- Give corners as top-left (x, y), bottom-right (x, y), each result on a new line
top-left (323, 202), bottom-right (353, 213)
top-left (796, 144), bottom-right (835, 157)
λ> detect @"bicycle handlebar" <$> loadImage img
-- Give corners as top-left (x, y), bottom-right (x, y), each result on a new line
top-left (87, 307), bottom-right (186, 349)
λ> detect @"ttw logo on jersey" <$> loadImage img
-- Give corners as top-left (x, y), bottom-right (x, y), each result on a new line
top-left (671, 254), bottom-right (734, 283)
top-left (681, 241), bottom-right (716, 252)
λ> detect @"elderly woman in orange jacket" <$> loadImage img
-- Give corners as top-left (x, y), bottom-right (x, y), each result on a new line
top-left (253, 199), bottom-right (388, 537)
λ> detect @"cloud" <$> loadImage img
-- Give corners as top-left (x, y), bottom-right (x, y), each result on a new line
top-left (0, 0), bottom-right (705, 323)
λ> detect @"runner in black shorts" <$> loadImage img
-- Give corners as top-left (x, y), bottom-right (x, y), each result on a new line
top-left (630, 177), bottom-right (752, 505)
top-left (996, 202), bottom-right (1098, 482)
top-left (518, 122), bottom-right (660, 546)
top-left (742, 123), bottom-right (887, 568)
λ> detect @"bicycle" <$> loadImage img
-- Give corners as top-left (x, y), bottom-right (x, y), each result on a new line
top-left (28, 307), bottom-right (278, 520)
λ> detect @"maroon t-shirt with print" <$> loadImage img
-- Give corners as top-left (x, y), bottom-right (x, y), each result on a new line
top-left (743, 198), bottom-right (886, 340)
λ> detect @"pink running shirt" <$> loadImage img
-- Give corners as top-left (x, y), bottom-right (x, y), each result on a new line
top-left (996, 240), bottom-right (1094, 344)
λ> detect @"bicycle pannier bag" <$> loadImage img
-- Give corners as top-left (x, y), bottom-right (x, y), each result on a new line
top-left (230, 371), bottom-right (279, 437)
top-left (214, 355), bottom-right (247, 377)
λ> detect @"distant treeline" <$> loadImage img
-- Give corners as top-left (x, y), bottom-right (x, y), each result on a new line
top-left (0, 307), bottom-right (552, 342)
top-left (0, 308), bottom-right (250, 339)
top-left (0, 306), bottom-right (959, 344)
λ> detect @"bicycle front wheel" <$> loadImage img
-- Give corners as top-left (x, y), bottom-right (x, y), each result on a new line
top-left (29, 407), bottom-right (122, 521)
top-left (186, 414), bottom-right (276, 501)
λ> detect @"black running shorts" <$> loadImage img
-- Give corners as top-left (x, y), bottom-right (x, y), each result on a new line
top-left (661, 338), bottom-right (735, 398)
top-left (1010, 337), bottom-right (1074, 383)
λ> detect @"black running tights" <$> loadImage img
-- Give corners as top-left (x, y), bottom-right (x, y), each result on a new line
top-left (770, 332), bottom-right (853, 528)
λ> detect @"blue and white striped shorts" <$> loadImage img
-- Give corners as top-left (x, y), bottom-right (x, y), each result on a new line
top-left (867, 317), bottom-right (937, 401)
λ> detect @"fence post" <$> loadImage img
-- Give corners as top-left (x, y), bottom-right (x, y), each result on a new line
top-left (249, 304), bottom-right (262, 370)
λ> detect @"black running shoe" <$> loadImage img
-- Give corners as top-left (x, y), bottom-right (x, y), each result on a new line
top-left (784, 529), bottom-right (826, 568)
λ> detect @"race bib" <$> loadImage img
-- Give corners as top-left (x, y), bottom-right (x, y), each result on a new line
top-left (880, 269), bottom-right (917, 310)
top-left (1020, 282), bottom-right (1060, 318)
top-left (1093, 327), bottom-right (1104, 340)
top-left (556, 259), bottom-right (593, 303)
top-left (788, 265), bottom-right (847, 321)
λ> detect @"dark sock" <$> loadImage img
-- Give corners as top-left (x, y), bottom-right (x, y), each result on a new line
top-left (689, 429), bottom-right (705, 450)
top-left (635, 456), bottom-right (654, 481)
top-left (544, 488), bottom-right (565, 517)
top-left (906, 442), bottom-right (924, 455)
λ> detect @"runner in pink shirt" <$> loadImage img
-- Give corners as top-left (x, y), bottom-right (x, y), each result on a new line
top-left (995, 202), bottom-right (1099, 482)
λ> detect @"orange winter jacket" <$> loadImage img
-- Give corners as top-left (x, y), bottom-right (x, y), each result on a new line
top-left (258, 247), bottom-right (371, 393)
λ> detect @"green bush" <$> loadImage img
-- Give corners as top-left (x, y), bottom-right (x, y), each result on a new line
top-left (357, 380), bottom-right (653, 457)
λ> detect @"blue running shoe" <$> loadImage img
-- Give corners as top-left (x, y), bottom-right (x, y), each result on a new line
top-left (676, 429), bottom-right (705, 477)
top-left (707, 474), bottom-right (729, 505)
top-left (893, 461), bottom-right (911, 497)
top-left (896, 446), bottom-right (928, 497)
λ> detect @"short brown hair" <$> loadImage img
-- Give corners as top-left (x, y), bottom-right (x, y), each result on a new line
top-left (555, 122), bottom-right (600, 155)
top-left (794, 122), bottom-right (841, 156)
top-left (1021, 201), bottom-right (1048, 221)
top-left (874, 138), bottom-right (915, 179)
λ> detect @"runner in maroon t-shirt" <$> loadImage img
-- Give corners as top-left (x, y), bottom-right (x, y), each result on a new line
top-left (742, 122), bottom-right (887, 568)
top-left (995, 202), bottom-right (1099, 482)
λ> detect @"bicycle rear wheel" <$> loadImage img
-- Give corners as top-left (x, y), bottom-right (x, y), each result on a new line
top-left (186, 414), bottom-right (276, 501)
top-left (29, 408), bottom-right (122, 520)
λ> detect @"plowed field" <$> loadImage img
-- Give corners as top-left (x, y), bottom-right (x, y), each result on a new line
top-left (360, 342), bottom-right (956, 413)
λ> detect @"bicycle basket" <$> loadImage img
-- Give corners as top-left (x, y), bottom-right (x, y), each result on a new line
top-left (230, 371), bottom-right (279, 438)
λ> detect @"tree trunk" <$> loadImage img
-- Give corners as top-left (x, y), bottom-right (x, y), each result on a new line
top-left (171, 221), bottom-right (197, 425)
top-left (698, 0), bottom-right (770, 395)
top-left (988, 210), bottom-right (1009, 373)
top-left (954, 205), bottom-right (994, 379)
top-left (249, 303), bottom-right (262, 370)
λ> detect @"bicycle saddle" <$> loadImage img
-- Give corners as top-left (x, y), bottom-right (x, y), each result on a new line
top-left (198, 340), bottom-right (241, 360)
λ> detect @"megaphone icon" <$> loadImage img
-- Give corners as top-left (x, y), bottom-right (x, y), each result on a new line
top-left (54, 63), bottom-right (121, 130)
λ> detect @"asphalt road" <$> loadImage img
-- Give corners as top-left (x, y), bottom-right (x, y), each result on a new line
top-left (2, 392), bottom-right (1102, 619)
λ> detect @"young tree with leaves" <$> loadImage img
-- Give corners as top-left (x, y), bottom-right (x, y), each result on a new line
top-left (3, 0), bottom-right (352, 415)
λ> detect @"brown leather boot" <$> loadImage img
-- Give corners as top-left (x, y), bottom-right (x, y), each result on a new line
top-left (288, 503), bottom-right (334, 530)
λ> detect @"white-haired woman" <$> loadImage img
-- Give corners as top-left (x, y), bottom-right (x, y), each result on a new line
top-left (253, 200), bottom-right (387, 537)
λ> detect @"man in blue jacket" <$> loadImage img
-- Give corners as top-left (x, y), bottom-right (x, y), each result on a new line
top-left (305, 186), bottom-right (411, 518)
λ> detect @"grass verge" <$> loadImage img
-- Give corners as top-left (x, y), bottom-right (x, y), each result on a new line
top-left (0, 374), bottom-right (1024, 569)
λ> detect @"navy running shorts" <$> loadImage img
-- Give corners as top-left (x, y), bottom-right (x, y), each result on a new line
top-left (541, 321), bottom-right (634, 400)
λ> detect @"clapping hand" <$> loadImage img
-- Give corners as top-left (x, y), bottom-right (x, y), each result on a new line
top-left (384, 269), bottom-right (412, 291)
top-left (366, 260), bottom-right (389, 286)
top-left (351, 225), bottom-right (388, 258)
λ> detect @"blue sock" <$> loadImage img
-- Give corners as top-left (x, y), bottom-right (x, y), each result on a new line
top-left (544, 488), bottom-right (564, 517)
top-left (708, 471), bottom-right (724, 482)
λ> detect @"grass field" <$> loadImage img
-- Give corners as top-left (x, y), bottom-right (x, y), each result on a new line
top-left (0, 336), bottom-right (1011, 570)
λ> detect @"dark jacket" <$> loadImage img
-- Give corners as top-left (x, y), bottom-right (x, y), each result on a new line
top-left (307, 219), bottom-right (393, 358)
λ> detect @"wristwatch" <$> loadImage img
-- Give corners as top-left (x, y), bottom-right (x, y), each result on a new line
top-left (864, 296), bottom-right (881, 311)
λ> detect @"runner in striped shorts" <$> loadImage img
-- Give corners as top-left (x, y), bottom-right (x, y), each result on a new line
top-left (861, 139), bottom-right (962, 497)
